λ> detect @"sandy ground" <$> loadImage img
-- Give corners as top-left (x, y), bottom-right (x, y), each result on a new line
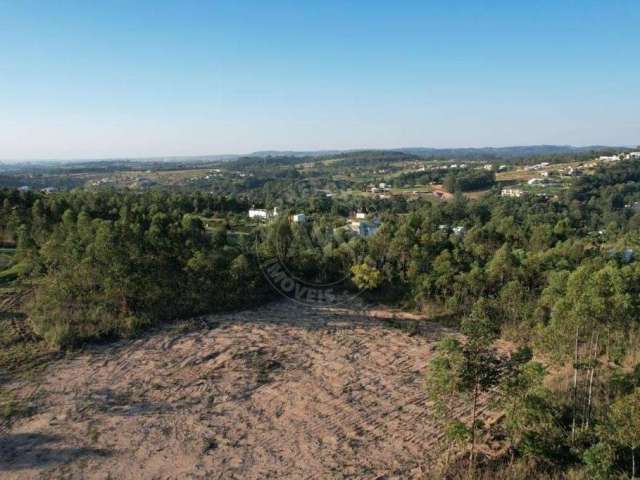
top-left (1, 299), bottom-right (486, 479)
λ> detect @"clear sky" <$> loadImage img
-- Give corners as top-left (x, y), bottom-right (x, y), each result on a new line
top-left (1, 1), bottom-right (639, 160)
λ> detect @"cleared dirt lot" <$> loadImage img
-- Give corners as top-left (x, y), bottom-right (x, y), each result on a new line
top-left (1, 299), bottom-right (483, 479)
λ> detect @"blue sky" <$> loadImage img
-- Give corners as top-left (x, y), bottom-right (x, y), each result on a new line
top-left (1, 1), bottom-right (639, 160)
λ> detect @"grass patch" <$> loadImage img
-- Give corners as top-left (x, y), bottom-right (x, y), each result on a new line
top-left (386, 317), bottom-right (420, 336)
top-left (236, 348), bottom-right (283, 384)
top-left (0, 390), bottom-right (34, 421)
top-left (0, 289), bottom-right (57, 380)
top-left (0, 260), bottom-right (30, 286)
top-left (0, 314), bottom-right (54, 378)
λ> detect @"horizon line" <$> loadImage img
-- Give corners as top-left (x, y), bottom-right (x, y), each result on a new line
top-left (0, 143), bottom-right (636, 164)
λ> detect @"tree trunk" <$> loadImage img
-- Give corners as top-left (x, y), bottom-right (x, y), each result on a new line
top-left (605, 326), bottom-right (611, 406)
top-left (445, 392), bottom-right (454, 471)
top-left (632, 448), bottom-right (636, 479)
top-left (581, 331), bottom-right (594, 429)
top-left (571, 325), bottom-right (580, 443)
top-left (468, 382), bottom-right (478, 479)
top-left (585, 332), bottom-right (599, 429)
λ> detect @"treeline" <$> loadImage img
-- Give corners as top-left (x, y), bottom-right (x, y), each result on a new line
top-left (444, 169), bottom-right (496, 192)
top-left (391, 167), bottom-right (496, 192)
top-left (393, 168), bottom-right (447, 187)
top-left (1, 189), bottom-right (268, 347)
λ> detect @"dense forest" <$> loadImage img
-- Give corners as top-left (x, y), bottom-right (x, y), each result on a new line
top-left (2, 158), bottom-right (640, 478)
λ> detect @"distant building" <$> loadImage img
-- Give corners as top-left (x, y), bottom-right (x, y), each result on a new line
top-left (131, 178), bottom-right (157, 189)
top-left (609, 248), bottom-right (635, 264)
top-left (249, 208), bottom-right (268, 219)
top-left (40, 187), bottom-right (57, 194)
top-left (598, 155), bottom-right (620, 162)
top-left (525, 162), bottom-right (550, 171)
top-left (452, 226), bottom-right (466, 236)
top-left (622, 248), bottom-right (635, 263)
top-left (17, 186), bottom-right (30, 192)
top-left (348, 220), bottom-right (379, 237)
top-left (527, 178), bottom-right (555, 186)
top-left (355, 212), bottom-right (367, 219)
top-left (91, 177), bottom-right (113, 186)
top-left (249, 207), bottom-right (278, 219)
top-left (292, 213), bottom-right (306, 223)
top-left (501, 188), bottom-right (526, 198)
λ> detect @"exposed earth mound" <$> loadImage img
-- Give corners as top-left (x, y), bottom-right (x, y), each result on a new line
top-left (1, 300), bottom-right (488, 479)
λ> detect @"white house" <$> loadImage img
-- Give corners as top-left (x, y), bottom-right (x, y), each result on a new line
top-left (249, 208), bottom-right (268, 219)
top-left (249, 207), bottom-right (279, 219)
top-left (501, 188), bottom-right (526, 198)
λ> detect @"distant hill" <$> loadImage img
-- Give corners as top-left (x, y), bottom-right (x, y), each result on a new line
top-left (3, 145), bottom-right (632, 165)
top-left (0, 154), bottom-right (241, 166)
top-left (247, 150), bottom-right (344, 158)
top-left (396, 145), bottom-right (622, 158)
top-left (245, 145), bottom-right (626, 161)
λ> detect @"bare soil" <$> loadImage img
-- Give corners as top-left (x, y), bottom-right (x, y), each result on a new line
top-left (1, 299), bottom-right (487, 479)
